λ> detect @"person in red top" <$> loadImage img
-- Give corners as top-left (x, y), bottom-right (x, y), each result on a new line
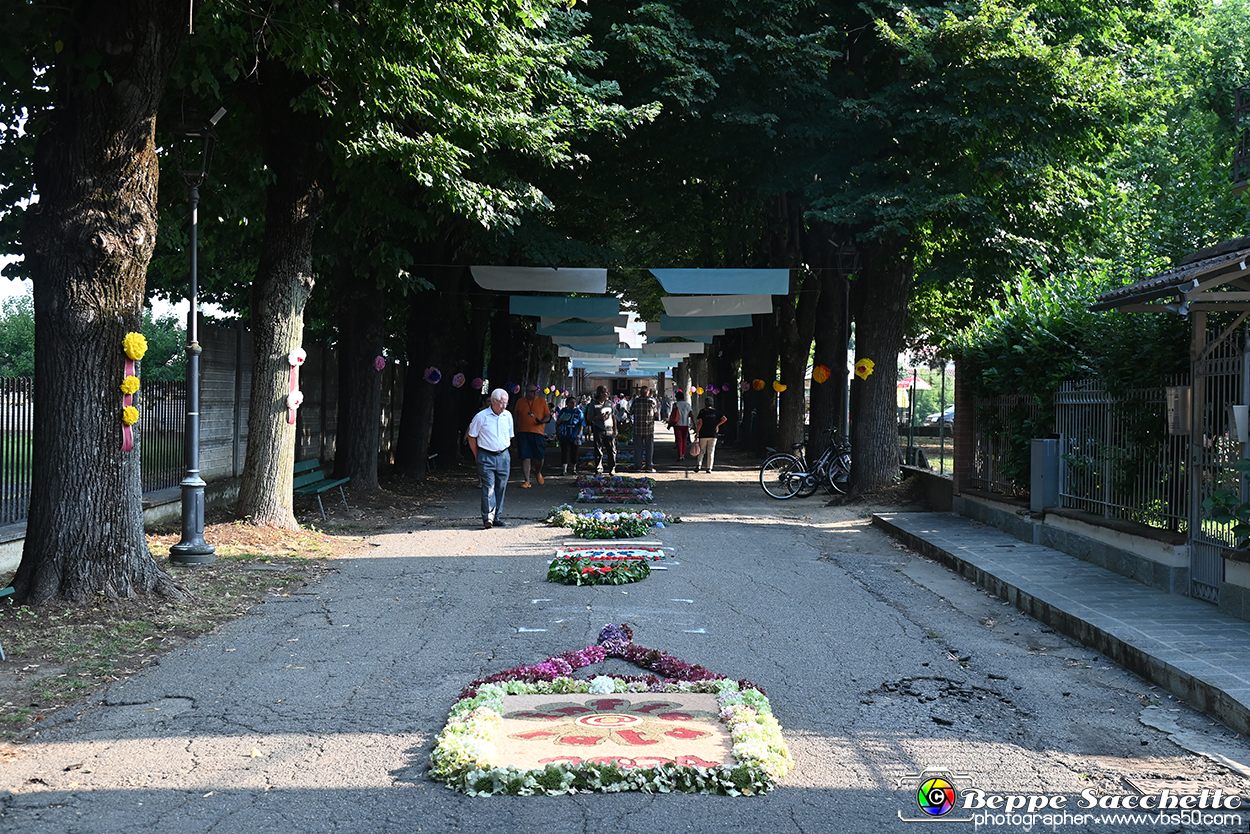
top-left (513, 383), bottom-right (552, 487)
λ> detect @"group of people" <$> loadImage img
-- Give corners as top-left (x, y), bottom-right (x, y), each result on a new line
top-left (464, 383), bottom-right (727, 530)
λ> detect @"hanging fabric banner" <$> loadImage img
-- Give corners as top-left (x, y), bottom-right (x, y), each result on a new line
top-left (650, 268), bottom-right (789, 295)
top-left (473, 266), bottom-right (607, 293)
top-left (510, 296), bottom-right (619, 319)
top-left (539, 321), bottom-right (618, 338)
top-left (540, 314), bottom-right (628, 328)
top-left (659, 314), bottom-right (754, 330)
top-left (663, 295), bottom-right (775, 317)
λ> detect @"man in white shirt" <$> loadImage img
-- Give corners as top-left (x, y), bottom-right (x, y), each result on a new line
top-left (466, 389), bottom-right (515, 529)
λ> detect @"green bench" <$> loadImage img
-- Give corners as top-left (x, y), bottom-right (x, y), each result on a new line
top-left (0, 586), bottom-right (12, 661)
top-left (293, 458), bottom-right (351, 521)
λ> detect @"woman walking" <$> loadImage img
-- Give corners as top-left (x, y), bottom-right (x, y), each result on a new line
top-left (668, 390), bottom-right (693, 460)
top-left (556, 396), bottom-right (586, 475)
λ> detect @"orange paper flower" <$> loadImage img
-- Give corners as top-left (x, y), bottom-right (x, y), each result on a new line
top-left (773, 380), bottom-right (787, 393)
top-left (812, 364), bottom-right (831, 384)
top-left (752, 379), bottom-right (765, 391)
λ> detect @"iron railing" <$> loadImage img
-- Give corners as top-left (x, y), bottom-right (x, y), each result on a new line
top-left (967, 392), bottom-right (1038, 497)
top-left (1054, 379), bottom-right (1188, 532)
top-left (0, 376), bottom-right (186, 527)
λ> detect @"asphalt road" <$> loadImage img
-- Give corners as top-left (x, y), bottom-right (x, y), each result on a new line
top-left (4, 453), bottom-right (1250, 834)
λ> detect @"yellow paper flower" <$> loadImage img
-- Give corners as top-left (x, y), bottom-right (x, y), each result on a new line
top-left (121, 405), bottom-right (140, 426)
top-left (812, 364), bottom-right (831, 384)
top-left (854, 358), bottom-right (876, 380)
top-left (544, 387), bottom-right (551, 394)
top-left (773, 380), bottom-right (787, 393)
top-left (122, 332), bottom-right (148, 361)
top-left (696, 386), bottom-right (704, 395)
top-left (119, 375), bottom-right (140, 396)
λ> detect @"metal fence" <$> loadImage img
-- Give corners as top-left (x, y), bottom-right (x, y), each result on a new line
top-left (1053, 379), bottom-right (1188, 532)
top-left (0, 377), bottom-right (33, 526)
top-left (0, 376), bottom-right (187, 526)
top-left (967, 392), bottom-right (1038, 497)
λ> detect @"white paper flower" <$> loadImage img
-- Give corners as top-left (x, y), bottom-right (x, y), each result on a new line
top-left (288, 347), bottom-right (307, 366)
top-left (287, 390), bottom-right (304, 409)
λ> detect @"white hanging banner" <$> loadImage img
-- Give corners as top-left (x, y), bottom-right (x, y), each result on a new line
top-left (650, 268), bottom-right (789, 295)
top-left (473, 266), bottom-right (607, 293)
top-left (663, 294), bottom-right (774, 317)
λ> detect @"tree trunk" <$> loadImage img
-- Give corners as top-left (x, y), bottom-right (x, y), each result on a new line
top-left (12, 0), bottom-right (190, 605)
top-left (235, 61), bottom-right (327, 529)
top-left (332, 256), bottom-right (383, 490)
top-left (775, 268), bottom-right (820, 450)
top-left (740, 315), bottom-right (779, 456)
top-left (847, 238), bottom-right (912, 495)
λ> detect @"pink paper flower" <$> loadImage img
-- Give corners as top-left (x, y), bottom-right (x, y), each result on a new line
top-left (452, 373), bottom-right (466, 388)
top-left (471, 377), bottom-right (484, 390)
top-left (424, 367), bottom-right (442, 384)
top-left (374, 356), bottom-right (386, 372)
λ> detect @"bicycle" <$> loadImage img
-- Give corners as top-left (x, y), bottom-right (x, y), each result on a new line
top-left (759, 429), bottom-right (851, 499)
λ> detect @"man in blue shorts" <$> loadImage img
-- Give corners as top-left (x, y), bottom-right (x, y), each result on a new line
top-left (513, 383), bottom-right (552, 487)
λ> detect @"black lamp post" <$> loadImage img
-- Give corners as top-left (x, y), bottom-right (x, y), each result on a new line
top-left (168, 107), bottom-right (225, 566)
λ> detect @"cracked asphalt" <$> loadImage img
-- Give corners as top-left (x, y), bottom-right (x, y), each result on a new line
top-left (4, 454), bottom-right (1250, 833)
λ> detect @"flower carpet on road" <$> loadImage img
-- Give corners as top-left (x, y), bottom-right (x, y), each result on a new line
top-left (430, 625), bottom-right (792, 796)
top-left (545, 505), bottom-right (675, 539)
top-left (576, 474), bottom-right (656, 489)
top-left (575, 487), bottom-right (654, 504)
top-left (546, 546), bottom-right (668, 586)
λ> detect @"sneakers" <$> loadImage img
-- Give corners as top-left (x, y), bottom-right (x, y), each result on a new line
top-left (536, 472), bottom-right (544, 486)
top-left (646, 466), bottom-right (657, 473)
top-left (521, 481), bottom-right (532, 488)
top-left (493, 518), bottom-right (507, 528)
top-left (483, 519), bottom-right (493, 529)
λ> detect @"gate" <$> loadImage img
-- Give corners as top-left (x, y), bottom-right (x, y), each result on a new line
top-left (1188, 330), bottom-right (1245, 603)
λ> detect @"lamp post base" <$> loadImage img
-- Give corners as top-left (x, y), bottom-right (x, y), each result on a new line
top-left (170, 478), bottom-right (216, 566)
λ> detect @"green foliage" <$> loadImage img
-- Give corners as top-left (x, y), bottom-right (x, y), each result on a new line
top-left (140, 310), bottom-right (189, 383)
top-left (0, 288), bottom-right (33, 376)
top-left (1203, 459), bottom-right (1250, 547)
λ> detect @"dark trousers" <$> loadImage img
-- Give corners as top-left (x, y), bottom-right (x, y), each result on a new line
top-left (591, 430), bottom-right (616, 473)
top-left (560, 439), bottom-right (580, 470)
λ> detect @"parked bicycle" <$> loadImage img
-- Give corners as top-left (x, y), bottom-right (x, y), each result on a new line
top-left (759, 429), bottom-right (851, 499)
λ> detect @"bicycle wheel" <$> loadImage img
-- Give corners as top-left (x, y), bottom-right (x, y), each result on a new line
top-left (795, 465), bottom-right (820, 497)
top-left (824, 453), bottom-right (851, 495)
top-left (759, 454), bottom-right (804, 499)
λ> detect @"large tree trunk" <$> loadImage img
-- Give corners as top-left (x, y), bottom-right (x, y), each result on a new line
top-left (775, 268), bottom-right (820, 451)
top-left (847, 238), bottom-right (912, 495)
top-left (740, 315), bottom-right (779, 456)
top-left (332, 256), bottom-right (384, 490)
top-left (235, 61), bottom-right (327, 529)
top-left (11, 1), bottom-right (189, 606)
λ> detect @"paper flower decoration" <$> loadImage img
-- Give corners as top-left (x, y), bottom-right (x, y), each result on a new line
top-left (812, 364), bottom-right (831, 384)
top-left (287, 390), bottom-right (304, 409)
top-left (752, 379), bottom-right (765, 391)
top-left (510, 383), bottom-right (521, 395)
top-left (288, 347), bottom-right (307, 367)
top-left (121, 406), bottom-right (139, 426)
top-left (696, 386), bottom-right (704, 395)
top-left (855, 358), bottom-right (876, 380)
top-left (773, 380), bottom-right (787, 393)
top-left (374, 356), bottom-right (386, 372)
top-left (707, 385), bottom-right (719, 395)
top-left (122, 332), bottom-right (148, 361)
top-left (472, 377), bottom-right (484, 391)
top-left (119, 375), bottom-right (140, 396)
top-left (424, 367), bottom-right (442, 384)
top-left (452, 373), bottom-right (466, 388)
top-left (544, 387), bottom-right (551, 394)
top-left (740, 381), bottom-right (752, 392)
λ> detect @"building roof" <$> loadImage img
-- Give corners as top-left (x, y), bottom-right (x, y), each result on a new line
top-left (1090, 236), bottom-right (1250, 313)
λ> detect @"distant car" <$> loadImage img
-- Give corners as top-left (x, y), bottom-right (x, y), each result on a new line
top-left (924, 405), bottom-right (954, 426)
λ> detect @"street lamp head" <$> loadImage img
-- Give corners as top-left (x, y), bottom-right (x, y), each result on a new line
top-left (171, 107), bottom-right (226, 187)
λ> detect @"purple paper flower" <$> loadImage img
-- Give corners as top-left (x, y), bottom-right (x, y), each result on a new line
top-left (471, 377), bottom-right (483, 391)
top-left (740, 380), bottom-right (752, 392)
top-left (509, 382), bottom-right (521, 395)
top-left (424, 367), bottom-right (442, 384)
top-left (374, 355), bottom-right (386, 372)
top-left (452, 372), bottom-right (466, 388)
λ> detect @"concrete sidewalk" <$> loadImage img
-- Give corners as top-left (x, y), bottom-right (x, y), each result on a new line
top-left (873, 511), bottom-right (1250, 736)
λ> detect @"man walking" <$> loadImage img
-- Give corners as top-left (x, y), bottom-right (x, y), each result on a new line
top-left (514, 383), bottom-right (552, 487)
top-left (586, 385), bottom-right (617, 475)
top-left (630, 385), bottom-right (659, 472)
top-left (466, 389), bottom-right (515, 529)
